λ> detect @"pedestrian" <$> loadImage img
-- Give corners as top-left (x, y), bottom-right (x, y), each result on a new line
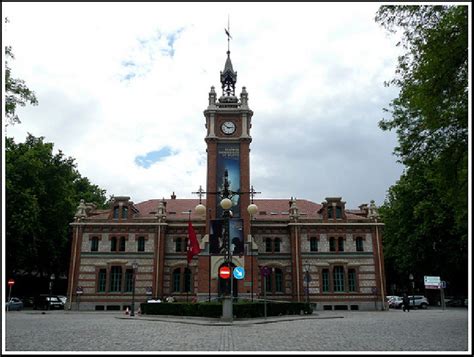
top-left (402, 293), bottom-right (410, 312)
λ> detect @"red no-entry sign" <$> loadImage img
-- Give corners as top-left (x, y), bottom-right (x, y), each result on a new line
top-left (219, 266), bottom-right (231, 279)
top-left (8, 279), bottom-right (15, 286)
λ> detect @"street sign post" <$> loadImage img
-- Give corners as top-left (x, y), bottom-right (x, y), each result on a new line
top-left (76, 286), bottom-right (83, 310)
top-left (424, 276), bottom-right (441, 289)
top-left (7, 279), bottom-right (15, 312)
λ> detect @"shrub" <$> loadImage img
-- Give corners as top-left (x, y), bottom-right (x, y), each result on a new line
top-left (141, 301), bottom-right (313, 318)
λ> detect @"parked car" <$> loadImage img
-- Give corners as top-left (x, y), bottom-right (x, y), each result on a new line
top-left (147, 297), bottom-right (162, 303)
top-left (408, 295), bottom-right (429, 309)
top-left (389, 296), bottom-right (403, 309)
top-left (385, 295), bottom-right (398, 304)
top-left (445, 297), bottom-right (467, 307)
top-left (57, 295), bottom-right (68, 305)
top-left (33, 295), bottom-right (65, 310)
top-left (6, 297), bottom-right (24, 311)
top-left (19, 296), bottom-right (34, 307)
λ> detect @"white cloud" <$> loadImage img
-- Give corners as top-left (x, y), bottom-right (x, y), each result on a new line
top-left (3, 2), bottom-right (404, 208)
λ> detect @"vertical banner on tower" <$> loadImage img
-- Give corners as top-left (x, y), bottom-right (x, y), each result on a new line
top-left (229, 218), bottom-right (244, 256)
top-left (209, 218), bottom-right (244, 256)
top-left (216, 143), bottom-right (240, 218)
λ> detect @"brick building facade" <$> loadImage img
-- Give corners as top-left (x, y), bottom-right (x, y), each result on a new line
top-left (67, 48), bottom-right (386, 312)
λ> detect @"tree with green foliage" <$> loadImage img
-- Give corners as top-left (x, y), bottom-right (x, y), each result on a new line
top-left (5, 46), bottom-right (38, 126)
top-left (375, 5), bottom-right (468, 295)
top-left (5, 134), bottom-right (107, 279)
top-left (5, 17), bottom-right (38, 126)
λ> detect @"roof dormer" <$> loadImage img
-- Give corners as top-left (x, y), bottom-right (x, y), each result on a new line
top-left (320, 197), bottom-right (347, 222)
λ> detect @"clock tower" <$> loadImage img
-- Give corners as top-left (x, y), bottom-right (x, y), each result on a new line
top-left (203, 49), bottom-right (253, 225)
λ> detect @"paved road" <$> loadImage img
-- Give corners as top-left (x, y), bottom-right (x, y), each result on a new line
top-left (3, 308), bottom-right (470, 353)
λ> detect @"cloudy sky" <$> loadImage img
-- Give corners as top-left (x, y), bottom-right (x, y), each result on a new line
top-left (3, 2), bottom-right (406, 209)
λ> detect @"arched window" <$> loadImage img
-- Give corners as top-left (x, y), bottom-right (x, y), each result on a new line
top-left (119, 237), bottom-right (126, 252)
top-left (265, 238), bottom-right (272, 252)
top-left (172, 268), bottom-right (181, 292)
top-left (310, 237), bottom-right (318, 252)
top-left (329, 237), bottom-right (336, 252)
top-left (113, 207), bottom-right (119, 219)
top-left (274, 238), bottom-right (281, 253)
top-left (333, 266), bottom-right (345, 292)
top-left (110, 237), bottom-right (117, 252)
top-left (137, 236), bottom-right (145, 252)
top-left (356, 237), bottom-right (364, 252)
top-left (337, 237), bottom-right (344, 252)
top-left (91, 236), bottom-right (99, 252)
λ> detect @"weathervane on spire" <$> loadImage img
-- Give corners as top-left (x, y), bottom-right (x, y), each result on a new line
top-left (225, 15), bottom-right (232, 53)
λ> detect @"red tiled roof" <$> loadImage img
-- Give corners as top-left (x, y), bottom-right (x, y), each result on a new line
top-left (84, 198), bottom-right (369, 222)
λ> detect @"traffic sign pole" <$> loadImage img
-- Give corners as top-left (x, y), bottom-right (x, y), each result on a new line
top-left (7, 279), bottom-right (15, 312)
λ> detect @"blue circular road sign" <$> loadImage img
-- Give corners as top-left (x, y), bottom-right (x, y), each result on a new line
top-left (233, 266), bottom-right (245, 280)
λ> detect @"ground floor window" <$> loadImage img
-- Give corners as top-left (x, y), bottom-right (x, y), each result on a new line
top-left (109, 266), bottom-right (122, 292)
top-left (97, 269), bottom-right (106, 292)
top-left (333, 266), bottom-right (345, 292)
top-left (172, 267), bottom-right (192, 293)
top-left (261, 267), bottom-right (284, 295)
top-left (321, 265), bottom-right (358, 293)
top-left (322, 269), bottom-right (330, 292)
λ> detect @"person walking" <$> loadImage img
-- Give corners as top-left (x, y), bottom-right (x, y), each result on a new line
top-left (402, 293), bottom-right (410, 312)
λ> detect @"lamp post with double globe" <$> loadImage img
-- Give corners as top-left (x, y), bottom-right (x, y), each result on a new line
top-left (48, 274), bottom-right (55, 311)
top-left (409, 273), bottom-right (415, 309)
top-left (193, 170), bottom-right (259, 320)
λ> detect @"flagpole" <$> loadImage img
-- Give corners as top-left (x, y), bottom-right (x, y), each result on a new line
top-left (187, 210), bottom-right (191, 303)
top-left (208, 208), bottom-right (212, 302)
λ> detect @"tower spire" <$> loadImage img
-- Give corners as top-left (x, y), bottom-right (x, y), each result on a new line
top-left (221, 16), bottom-right (237, 101)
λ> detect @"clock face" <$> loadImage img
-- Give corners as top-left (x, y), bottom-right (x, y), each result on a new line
top-left (221, 121), bottom-right (236, 135)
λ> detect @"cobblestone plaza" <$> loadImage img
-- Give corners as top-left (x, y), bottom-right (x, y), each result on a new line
top-left (3, 308), bottom-right (470, 353)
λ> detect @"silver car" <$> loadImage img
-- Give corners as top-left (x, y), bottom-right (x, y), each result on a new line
top-left (6, 297), bottom-right (24, 311)
top-left (408, 295), bottom-right (429, 309)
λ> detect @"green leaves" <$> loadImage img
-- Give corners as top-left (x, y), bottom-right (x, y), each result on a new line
top-left (376, 5), bottom-right (468, 295)
top-left (6, 135), bottom-right (107, 278)
top-left (5, 46), bottom-right (38, 126)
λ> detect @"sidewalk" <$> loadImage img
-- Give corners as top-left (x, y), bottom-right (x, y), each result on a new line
top-left (116, 312), bottom-right (345, 326)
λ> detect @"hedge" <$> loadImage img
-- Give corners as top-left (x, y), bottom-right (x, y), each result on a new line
top-left (140, 301), bottom-right (312, 318)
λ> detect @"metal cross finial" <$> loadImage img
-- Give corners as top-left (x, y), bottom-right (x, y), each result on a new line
top-left (192, 185), bottom-right (205, 203)
top-left (225, 15), bottom-right (232, 53)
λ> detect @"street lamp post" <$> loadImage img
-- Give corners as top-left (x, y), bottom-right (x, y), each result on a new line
top-left (48, 274), bottom-right (55, 311)
top-left (409, 273), bottom-right (415, 309)
top-left (193, 170), bottom-right (260, 321)
top-left (247, 191), bottom-right (258, 302)
top-left (304, 264), bottom-right (310, 304)
top-left (131, 261), bottom-right (138, 317)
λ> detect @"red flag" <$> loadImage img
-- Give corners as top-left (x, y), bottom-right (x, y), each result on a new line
top-left (187, 221), bottom-right (201, 263)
